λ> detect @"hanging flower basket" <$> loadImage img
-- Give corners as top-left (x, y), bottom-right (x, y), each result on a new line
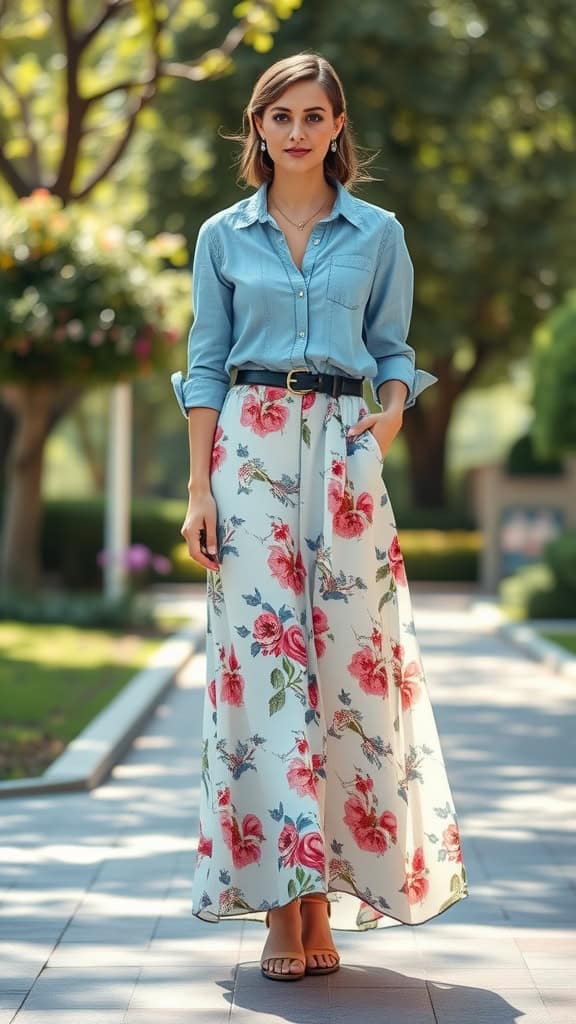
top-left (0, 189), bottom-right (188, 385)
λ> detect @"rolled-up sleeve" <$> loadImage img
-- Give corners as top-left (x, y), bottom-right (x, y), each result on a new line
top-left (171, 221), bottom-right (233, 417)
top-left (363, 216), bottom-right (438, 410)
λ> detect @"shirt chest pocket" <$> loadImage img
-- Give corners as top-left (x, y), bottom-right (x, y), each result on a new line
top-left (326, 254), bottom-right (374, 309)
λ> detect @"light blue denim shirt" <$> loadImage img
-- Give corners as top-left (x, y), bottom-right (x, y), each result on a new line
top-left (171, 176), bottom-right (438, 417)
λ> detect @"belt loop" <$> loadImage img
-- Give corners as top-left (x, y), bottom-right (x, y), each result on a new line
top-left (332, 375), bottom-right (339, 398)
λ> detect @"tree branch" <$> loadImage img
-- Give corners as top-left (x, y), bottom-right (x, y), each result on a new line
top-left (53, 0), bottom-right (86, 201)
top-left (85, 76), bottom-right (156, 107)
top-left (0, 66), bottom-right (42, 184)
top-left (80, 0), bottom-right (131, 50)
top-left (0, 142), bottom-right (30, 197)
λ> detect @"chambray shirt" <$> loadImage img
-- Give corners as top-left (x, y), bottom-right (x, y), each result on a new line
top-left (171, 176), bottom-right (437, 417)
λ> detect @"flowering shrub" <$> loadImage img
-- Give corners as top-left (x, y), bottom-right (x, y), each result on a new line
top-left (97, 543), bottom-right (172, 590)
top-left (0, 189), bottom-right (189, 384)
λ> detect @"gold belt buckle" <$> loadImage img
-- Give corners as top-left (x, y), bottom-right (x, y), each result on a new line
top-left (286, 366), bottom-right (315, 395)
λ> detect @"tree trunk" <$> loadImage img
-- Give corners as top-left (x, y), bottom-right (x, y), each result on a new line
top-left (401, 387), bottom-right (456, 508)
top-left (0, 383), bottom-right (82, 594)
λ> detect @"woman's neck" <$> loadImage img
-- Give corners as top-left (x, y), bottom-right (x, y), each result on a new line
top-left (266, 168), bottom-right (336, 215)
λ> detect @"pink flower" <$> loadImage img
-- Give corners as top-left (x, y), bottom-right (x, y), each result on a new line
top-left (220, 812), bottom-right (265, 869)
top-left (278, 822), bottom-right (299, 866)
top-left (296, 831), bottom-right (325, 872)
top-left (286, 758), bottom-right (317, 798)
top-left (388, 535), bottom-right (407, 585)
top-left (282, 625), bottom-right (308, 666)
top-left (400, 847), bottom-right (430, 905)
top-left (302, 391), bottom-right (316, 410)
top-left (343, 795), bottom-right (397, 855)
top-left (211, 424), bottom-right (227, 472)
top-left (253, 612), bottom-right (284, 656)
top-left (240, 388), bottom-right (289, 436)
top-left (328, 483), bottom-right (374, 538)
top-left (197, 825), bottom-right (212, 858)
top-left (151, 554), bottom-right (171, 574)
top-left (268, 545), bottom-right (306, 595)
top-left (331, 458), bottom-right (346, 479)
top-left (442, 824), bottom-right (463, 863)
top-left (348, 647), bottom-right (388, 698)
top-left (217, 786), bottom-right (231, 807)
top-left (307, 677), bottom-right (319, 710)
top-left (221, 644), bottom-right (245, 706)
top-left (393, 649), bottom-right (422, 711)
top-left (354, 772), bottom-right (374, 795)
top-left (207, 679), bottom-right (217, 708)
top-left (312, 606), bottom-right (329, 658)
top-left (271, 521), bottom-right (291, 542)
top-left (296, 736), bottom-right (309, 755)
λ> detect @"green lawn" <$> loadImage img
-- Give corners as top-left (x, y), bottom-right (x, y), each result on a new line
top-left (540, 631), bottom-right (576, 655)
top-left (0, 622), bottom-right (163, 781)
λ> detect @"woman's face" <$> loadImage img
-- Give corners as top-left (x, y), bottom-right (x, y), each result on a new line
top-left (254, 80), bottom-right (345, 176)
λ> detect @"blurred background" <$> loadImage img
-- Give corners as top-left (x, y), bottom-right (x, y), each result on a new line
top-left (1, 0), bottom-right (575, 779)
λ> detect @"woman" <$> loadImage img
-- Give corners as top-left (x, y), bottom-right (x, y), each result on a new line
top-left (172, 52), bottom-right (469, 983)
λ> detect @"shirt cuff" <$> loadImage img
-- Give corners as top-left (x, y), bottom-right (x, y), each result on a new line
top-left (371, 361), bottom-right (439, 410)
top-left (171, 371), bottom-right (229, 417)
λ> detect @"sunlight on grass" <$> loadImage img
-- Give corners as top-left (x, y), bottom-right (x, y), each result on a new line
top-left (0, 622), bottom-right (162, 780)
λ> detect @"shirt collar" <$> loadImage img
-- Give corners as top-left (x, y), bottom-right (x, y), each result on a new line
top-left (233, 176), bottom-right (365, 230)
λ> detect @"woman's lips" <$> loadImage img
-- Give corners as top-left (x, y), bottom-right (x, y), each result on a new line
top-left (285, 149), bottom-right (311, 157)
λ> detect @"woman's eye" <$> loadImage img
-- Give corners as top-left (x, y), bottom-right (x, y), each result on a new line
top-left (271, 113), bottom-right (323, 122)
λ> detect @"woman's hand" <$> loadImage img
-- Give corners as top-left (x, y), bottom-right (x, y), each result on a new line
top-left (347, 408), bottom-right (403, 460)
top-left (181, 486), bottom-right (220, 571)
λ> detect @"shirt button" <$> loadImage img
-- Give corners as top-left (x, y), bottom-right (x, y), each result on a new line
top-left (298, 290), bottom-right (304, 297)
top-left (312, 238), bottom-right (319, 245)
top-left (298, 330), bottom-right (305, 337)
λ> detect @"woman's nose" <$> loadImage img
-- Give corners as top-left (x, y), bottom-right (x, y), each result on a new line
top-left (289, 121), bottom-right (305, 139)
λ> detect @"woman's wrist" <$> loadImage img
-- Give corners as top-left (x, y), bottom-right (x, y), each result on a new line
top-left (377, 379), bottom-right (408, 414)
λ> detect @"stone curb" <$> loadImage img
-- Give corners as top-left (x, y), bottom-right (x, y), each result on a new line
top-left (0, 624), bottom-right (202, 799)
top-left (498, 619), bottom-right (576, 678)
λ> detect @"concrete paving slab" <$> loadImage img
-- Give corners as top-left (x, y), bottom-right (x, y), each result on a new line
top-left (2, 588), bottom-right (575, 1024)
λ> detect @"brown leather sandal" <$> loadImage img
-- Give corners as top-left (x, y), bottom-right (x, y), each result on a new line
top-left (260, 907), bottom-right (306, 982)
top-left (300, 893), bottom-right (341, 976)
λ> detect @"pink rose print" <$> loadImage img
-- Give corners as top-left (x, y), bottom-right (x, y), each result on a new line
top-left (220, 809), bottom-right (266, 869)
top-left (282, 624), bottom-right (308, 666)
top-left (343, 773), bottom-right (398, 855)
top-left (286, 757), bottom-right (317, 798)
top-left (296, 736), bottom-right (309, 755)
top-left (328, 479), bottom-right (374, 538)
top-left (240, 386), bottom-right (289, 436)
top-left (348, 646), bottom-right (389, 698)
top-left (302, 391), bottom-right (316, 411)
top-left (207, 678), bottom-right (217, 708)
top-left (400, 846), bottom-right (430, 905)
top-left (253, 611), bottom-right (284, 656)
top-left (197, 824), bottom-right (213, 859)
top-left (312, 605), bottom-right (329, 658)
top-left (278, 822), bottom-right (299, 867)
top-left (388, 535), bottom-right (407, 585)
top-left (392, 642), bottom-right (422, 710)
top-left (217, 786), bottom-right (231, 807)
top-left (210, 424), bottom-right (227, 473)
top-left (331, 457), bottom-right (346, 479)
top-left (296, 831), bottom-right (325, 872)
top-left (307, 677), bottom-right (319, 710)
top-left (267, 520), bottom-right (306, 595)
top-left (219, 643), bottom-right (245, 706)
top-left (442, 823), bottom-right (463, 863)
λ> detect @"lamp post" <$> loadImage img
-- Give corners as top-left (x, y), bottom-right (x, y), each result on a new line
top-left (103, 382), bottom-right (132, 600)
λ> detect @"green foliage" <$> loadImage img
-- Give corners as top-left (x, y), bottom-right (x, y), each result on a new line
top-left (499, 529), bottom-right (576, 619)
top-left (0, 189), bottom-right (189, 385)
top-left (505, 432), bottom-right (564, 476)
top-left (532, 292), bottom-right (576, 458)
top-left (0, 588), bottom-right (155, 629)
top-left (0, 620), bottom-right (161, 780)
top-left (38, 495), bottom-right (477, 586)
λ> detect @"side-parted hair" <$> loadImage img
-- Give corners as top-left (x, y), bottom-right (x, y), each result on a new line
top-left (224, 51), bottom-right (377, 189)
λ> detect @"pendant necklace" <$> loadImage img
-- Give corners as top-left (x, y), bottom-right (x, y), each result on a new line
top-left (270, 196), bottom-right (331, 231)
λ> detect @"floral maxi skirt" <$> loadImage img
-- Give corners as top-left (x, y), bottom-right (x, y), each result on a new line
top-left (193, 382), bottom-right (469, 930)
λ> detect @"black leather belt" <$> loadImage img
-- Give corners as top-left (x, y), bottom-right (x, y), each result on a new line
top-left (234, 367), bottom-right (364, 398)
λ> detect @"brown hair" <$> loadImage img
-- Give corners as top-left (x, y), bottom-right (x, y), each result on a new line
top-left (224, 51), bottom-right (377, 189)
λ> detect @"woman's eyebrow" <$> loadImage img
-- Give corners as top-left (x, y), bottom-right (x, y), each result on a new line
top-left (269, 105), bottom-right (327, 112)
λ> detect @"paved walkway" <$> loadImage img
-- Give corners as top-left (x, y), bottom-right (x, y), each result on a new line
top-left (1, 587), bottom-right (575, 1024)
